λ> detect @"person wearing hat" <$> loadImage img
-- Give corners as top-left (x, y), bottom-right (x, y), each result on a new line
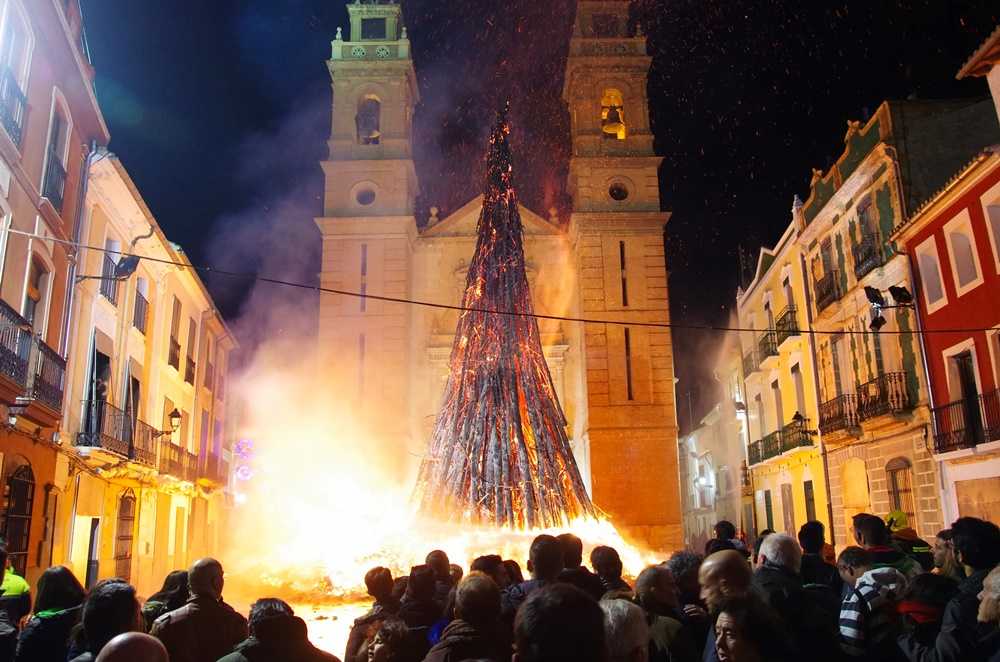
top-left (886, 510), bottom-right (933, 571)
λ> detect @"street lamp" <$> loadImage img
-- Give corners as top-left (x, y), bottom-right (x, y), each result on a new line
top-left (865, 285), bottom-right (914, 331)
top-left (153, 408), bottom-right (182, 438)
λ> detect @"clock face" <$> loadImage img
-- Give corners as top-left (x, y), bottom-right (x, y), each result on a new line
top-left (351, 46), bottom-right (367, 58)
top-left (375, 45), bottom-right (392, 59)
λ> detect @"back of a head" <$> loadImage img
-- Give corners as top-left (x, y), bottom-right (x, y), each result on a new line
top-left (426, 550), bottom-right (451, 580)
top-left (455, 572), bottom-right (500, 627)
top-left (590, 546), bottom-right (622, 579)
top-left (515, 584), bottom-right (607, 662)
top-left (634, 565), bottom-right (670, 604)
top-left (148, 570), bottom-right (189, 609)
top-left (759, 533), bottom-right (802, 573)
top-left (714, 521), bottom-right (736, 541)
top-left (853, 513), bottom-right (889, 546)
top-left (82, 579), bottom-right (138, 653)
top-left (950, 516), bottom-right (1000, 570)
top-left (471, 554), bottom-right (504, 578)
top-left (600, 598), bottom-right (649, 662)
top-left (95, 632), bottom-right (168, 662)
top-left (365, 566), bottom-right (394, 601)
top-left (557, 533), bottom-right (584, 568)
top-left (837, 546), bottom-right (873, 570)
top-left (705, 539), bottom-right (736, 556)
top-left (529, 534), bottom-right (565, 581)
top-left (407, 564), bottom-right (436, 601)
top-left (36, 565), bottom-right (86, 613)
top-left (188, 558), bottom-right (224, 599)
top-left (504, 559), bottom-right (525, 585)
top-left (900, 572), bottom-right (959, 609)
top-left (665, 551), bottom-right (703, 584)
top-left (248, 598), bottom-right (293, 636)
top-left (798, 521), bottom-right (825, 555)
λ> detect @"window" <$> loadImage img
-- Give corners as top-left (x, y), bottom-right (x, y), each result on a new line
top-left (782, 276), bottom-right (795, 311)
top-left (831, 336), bottom-right (845, 396)
top-left (1, 461), bottom-right (34, 576)
top-left (168, 298), bottom-right (181, 370)
top-left (600, 89), bottom-right (626, 140)
top-left (803, 480), bottom-right (817, 522)
top-left (22, 257), bottom-right (48, 334)
top-left (618, 241), bottom-right (628, 307)
top-left (755, 393), bottom-right (765, 436)
top-left (791, 364), bottom-right (806, 417)
top-left (764, 299), bottom-right (774, 329)
top-left (360, 244), bottom-right (368, 313)
top-left (885, 457), bottom-right (916, 525)
top-left (356, 96), bottom-right (381, 145)
top-left (133, 277), bottom-right (149, 333)
top-left (857, 196), bottom-right (876, 236)
top-left (361, 17), bottom-right (387, 40)
top-left (624, 327), bottom-right (634, 401)
top-left (42, 96), bottom-right (71, 211)
top-left (980, 181), bottom-right (1000, 273)
top-left (200, 410), bottom-right (209, 456)
top-left (0, 1), bottom-right (31, 146)
top-left (185, 319), bottom-right (197, 384)
top-left (114, 490), bottom-right (135, 581)
top-left (771, 379), bottom-right (783, 429)
top-left (916, 236), bottom-right (947, 313)
top-left (763, 489), bottom-right (774, 530)
top-left (944, 211), bottom-right (983, 296)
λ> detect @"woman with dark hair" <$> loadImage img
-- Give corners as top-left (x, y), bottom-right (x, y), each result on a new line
top-left (502, 560), bottom-right (524, 586)
top-left (15, 566), bottom-right (86, 662)
top-left (714, 594), bottom-right (791, 662)
top-left (141, 570), bottom-right (189, 631)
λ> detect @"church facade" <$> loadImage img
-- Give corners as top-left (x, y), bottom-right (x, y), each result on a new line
top-left (316, 0), bottom-right (681, 550)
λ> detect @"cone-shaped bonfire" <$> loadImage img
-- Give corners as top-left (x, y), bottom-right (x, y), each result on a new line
top-left (415, 106), bottom-right (596, 528)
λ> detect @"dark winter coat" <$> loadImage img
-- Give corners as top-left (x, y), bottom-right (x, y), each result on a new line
top-left (421, 619), bottom-right (508, 662)
top-left (14, 605), bottom-right (81, 662)
top-left (753, 562), bottom-right (840, 661)
top-left (217, 614), bottom-right (341, 662)
top-left (557, 567), bottom-right (605, 601)
top-left (149, 596), bottom-right (248, 662)
top-left (801, 553), bottom-right (843, 594)
top-left (399, 596), bottom-right (443, 629)
top-left (0, 610), bottom-right (15, 662)
top-left (897, 568), bottom-right (1000, 662)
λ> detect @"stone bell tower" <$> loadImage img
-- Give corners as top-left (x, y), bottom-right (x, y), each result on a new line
top-left (316, 0), bottom-right (418, 457)
top-left (564, 0), bottom-right (682, 550)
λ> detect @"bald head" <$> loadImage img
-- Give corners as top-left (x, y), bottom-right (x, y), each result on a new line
top-left (699, 550), bottom-right (751, 612)
top-left (189, 558), bottom-right (224, 600)
top-left (95, 633), bottom-right (168, 662)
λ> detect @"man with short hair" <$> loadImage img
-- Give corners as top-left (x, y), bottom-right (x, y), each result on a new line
top-left (345, 567), bottom-right (397, 662)
top-left (426, 550), bottom-right (454, 608)
top-left (556, 533), bottom-right (605, 600)
top-left (836, 545), bottom-right (907, 660)
top-left (591, 546), bottom-right (631, 594)
top-left (150, 558), bottom-right (248, 662)
top-left (424, 572), bottom-right (507, 662)
top-left (471, 554), bottom-right (510, 590)
top-left (698, 550), bottom-right (752, 662)
top-left (69, 579), bottom-right (142, 662)
top-left (897, 516), bottom-right (1000, 662)
top-left (704, 521), bottom-right (747, 558)
top-left (94, 632), bottom-right (168, 662)
top-left (502, 535), bottom-right (565, 617)
top-left (635, 565), bottom-right (700, 662)
top-left (931, 530), bottom-right (964, 582)
top-left (513, 584), bottom-right (606, 662)
top-left (219, 597), bottom-right (339, 662)
top-left (799, 521), bottom-right (842, 594)
top-left (852, 513), bottom-right (920, 579)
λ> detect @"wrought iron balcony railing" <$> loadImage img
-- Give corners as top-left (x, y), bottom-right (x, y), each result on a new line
top-left (42, 150), bottom-right (68, 213)
top-left (757, 330), bottom-right (779, 362)
top-left (76, 400), bottom-right (158, 467)
top-left (133, 291), bottom-right (148, 334)
top-left (760, 430), bottom-right (781, 461)
top-left (159, 442), bottom-right (184, 479)
top-left (27, 338), bottom-right (65, 412)
top-left (0, 299), bottom-right (31, 390)
top-left (748, 440), bottom-right (763, 466)
top-left (0, 67), bottom-right (27, 147)
top-left (100, 256), bottom-right (119, 304)
top-left (857, 372), bottom-right (911, 421)
top-left (986, 388), bottom-right (1000, 445)
top-left (853, 233), bottom-right (885, 280)
top-left (201, 452), bottom-right (228, 484)
top-left (780, 417), bottom-right (813, 452)
top-left (742, 350), bottom-right (758, 377)
top-left (774, 306), bottom-right (799, 345)
top-left (819, 393), bottom-right (859, 434)
top-left (814, 270), bottom-right (842, 313)
top-left (931, 388), bottom-right (1000, 454)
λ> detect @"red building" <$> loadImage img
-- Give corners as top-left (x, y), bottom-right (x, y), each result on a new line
top-left (892, 29), bottom-right (1000, 523)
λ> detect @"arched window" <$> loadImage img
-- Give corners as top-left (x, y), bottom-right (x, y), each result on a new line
top-left (1, 461), bottom-right (35, 576)
top-left (601, 89), bottom-right (626, 140)
top-left (356, 96), bottom-right (381, 145)
top-left (885, 457), bottom-right (916, 525)
top-left (114, 489), bottom-right (136, 580)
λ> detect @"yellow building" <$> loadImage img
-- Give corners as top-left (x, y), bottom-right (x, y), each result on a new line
top-left (737, 214), bottom-right (833, 539)
top-left (50, 156), bottom-right (235, 596)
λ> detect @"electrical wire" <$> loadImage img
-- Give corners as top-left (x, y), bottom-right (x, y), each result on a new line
top-left (11, 227), bottom-right (999, 338)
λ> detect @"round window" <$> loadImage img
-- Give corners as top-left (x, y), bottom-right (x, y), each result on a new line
top-left (609, 183), bottom-right (629, 201)
top-left (356, 189), bottom-right (376, 206)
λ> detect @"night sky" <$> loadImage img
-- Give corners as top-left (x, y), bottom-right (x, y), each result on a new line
top-left (81, 0), bottom-right (999, 433)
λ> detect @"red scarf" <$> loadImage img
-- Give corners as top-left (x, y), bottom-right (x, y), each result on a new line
top-left (897, 600), bottom-right (943, 624)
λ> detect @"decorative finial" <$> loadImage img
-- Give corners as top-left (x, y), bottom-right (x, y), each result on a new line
top-left (548, 207), bottom-right (558, 223)
top-left (429, 206), bottom-right (440, 224)
top-left (792, 194), bottom-right (804, 210)
top-left (335, 26), bottom-right (343, 41)
top-left (401, 25), bottom-right (408, 39)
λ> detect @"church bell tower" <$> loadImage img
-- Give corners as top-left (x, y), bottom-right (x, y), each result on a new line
top-left (317, 0), bottom-right (418, 457)
top-left (564, 0), bottom-right (682, 550)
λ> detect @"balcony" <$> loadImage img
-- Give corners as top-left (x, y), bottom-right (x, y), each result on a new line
top-left (76, 401), bottom-right (159, 468)
top-left (761, 431), bottom-right (781, 461)
top-left (0, 67), bottom-right (27, 147)
top-left (774, 306), bottom-right (799, 346)
top-left (200, 452), bottom-right (228, 486)
top-left (748, 440), bottom-right (763, 466)
top-left (780, 417), bottom-right (814, 452)
top-left (168, 338), bottom-right (181, 371)
top-left (0, 300), bottom-right (31, 403)
top-left (814, 270), bottom-right (842, 313)
top-left (99, 256), bottom-right (119, 305)
top-left (184, 357), bottom-right (196, 385)
top-left (857, 372), bottom-right (911, 421)
top-left (853, 234), bottom-right (885, 281)
top-left (757, 330), bottom-right (779, 366)
top-left (159, 442), bottom-right (190, 480)
top-left (742, 350), bottom-right (758, 377)
top-left (25, 338), bottom-right (66, 414)
top-left (931, 389), bottom-right (1000, 454)
top-left (42, 150), bottom-right (67, 213)
top-left (133, 292), bottom-right (148, 334)
top-left (819, 393), bottom-right (859, 434)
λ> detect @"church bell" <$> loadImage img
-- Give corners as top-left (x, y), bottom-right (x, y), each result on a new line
top-left (602, 105), bottom-right (625, 136)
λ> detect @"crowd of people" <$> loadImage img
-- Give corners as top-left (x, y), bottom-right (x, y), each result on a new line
top-left (1, 511), bottom-right (999, 661)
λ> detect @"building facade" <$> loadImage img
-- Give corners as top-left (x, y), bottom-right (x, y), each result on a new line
top-left (317, 0), bottom-right (681, 549)
top-left (49, 156), bottom-right (235, 596)
top-left (0, 0), bottom-right (108, 582)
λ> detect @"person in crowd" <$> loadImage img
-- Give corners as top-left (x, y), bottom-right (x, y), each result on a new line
top-left (365, 618), bottom-right (410, 662)
top-left (93, 632), bottom-right (168, 662)
top-left (634, 564), bottom-right (700, 662)
top-left (512, 583), bottom-right (606, 662)
top-left (897, 573), bottom-right (960, 649)
top-left (392, 577), bottom-right (409, 604)
top-left (852, 513), bottom-right (921, 579)
top-left (836, 545), bottom-right (907, 660)
top-left (399, 565), bottom-right (443, 630)
top-left (0, 545), bottom-right (30, 628)
top-left (898, 516), bottom-right (1000, 661)
top-left (976, 564), bottom-right (1000, 661)
top-left (142, 570), bottom-right (189, 632)
top-left (15, 565), bottom-right (86, 662)
top-left (449, 565), bottom-right (463, 586)
top-left (218, 597), bottom-right (339, 662)
top-left (149, 558), bottom-right (248, 662)
top-left (664, 552), bottom-right (708, 652)
top-left (698, 550), bottom-right (753, 662)
top-left (932, 530), bottom-right (965, 582)
top-left (426, 551), bottom-right (454, 608)
top-left (471, 555), bottom-right (510, 590)
top-left (751, 529), bottom-right (773, 565)
top-left (713, 595), bottom-right (791, 662)
top-left (346, 567), bottom-right (399, 662)
top-left (0, 608), bottom-right (13, 662)
top-left (423, 573), bottom-right (507, 662)
top-left (601, 597), bottom-right (650, 662)
top-left (798, 521), bottom-right (842, 593)
top-left (704, 540), bottom-right (735, 556)
top-left (502, 561), bottom-right (524, 586)
top-left (68, 579), bottom-right (141, 662)
top-left (502, 535), bottom-right (564, 617)
top-left (592, 546), bottom-right (631, 594)
top-left (556, 533), bottom-right (605, 600)
top-left (887, 511), bottom-right (934, 572)
top-left (704, 522), bottom-right (747, 558)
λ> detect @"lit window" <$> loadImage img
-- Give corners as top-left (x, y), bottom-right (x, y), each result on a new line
top-left (915, 235), bottom-right (946, 313)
